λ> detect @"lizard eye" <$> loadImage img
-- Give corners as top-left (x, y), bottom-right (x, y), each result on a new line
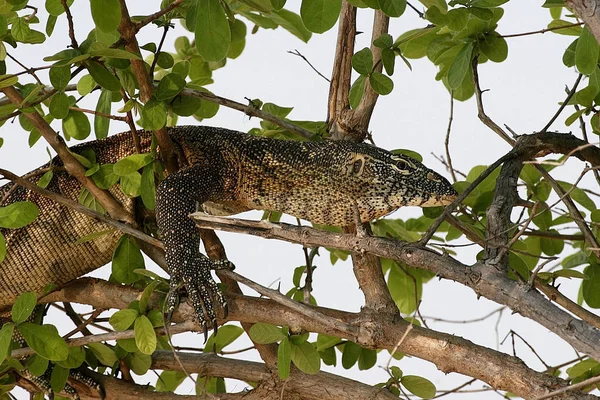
top-left (396, 160), bottom-right (408, 170)
top-left (352, 159), bottom-right (363, 174)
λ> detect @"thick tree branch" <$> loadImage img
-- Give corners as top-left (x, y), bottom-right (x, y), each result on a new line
top-left (40, 278), bottom-right (596, 400)
top-left (190, 212), bottom-right (600, 364)
top-left (152, 351), bottom-right (398, 400)
top-left (566, 0), bottom-right (600, 44)
top-left (327, 1), bottom-right (356, 140)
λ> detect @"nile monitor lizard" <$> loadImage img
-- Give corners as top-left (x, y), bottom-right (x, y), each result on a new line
top-left (1, 125), bottom-right (457, 331)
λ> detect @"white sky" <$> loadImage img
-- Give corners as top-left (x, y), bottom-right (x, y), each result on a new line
top-left (1, 1), bottom-right (595, 399)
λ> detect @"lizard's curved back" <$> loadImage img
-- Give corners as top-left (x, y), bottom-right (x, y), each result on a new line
top-left (0, 132), bottom-right (152, 311)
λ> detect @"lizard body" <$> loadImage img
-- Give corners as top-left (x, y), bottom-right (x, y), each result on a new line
top-left (1, 126), bottom-right (457, 322)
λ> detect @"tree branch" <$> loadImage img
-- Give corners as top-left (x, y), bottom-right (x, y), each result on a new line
top-left (566, 0), bottom-right (600, 44)
top-left (190, 212), bottom-right (600, 364)
top-left (40, 278), bottom-right (596, 400)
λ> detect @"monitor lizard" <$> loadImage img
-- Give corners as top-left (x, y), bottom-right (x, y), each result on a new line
top-left (0, 125), bottom-right (457, 396)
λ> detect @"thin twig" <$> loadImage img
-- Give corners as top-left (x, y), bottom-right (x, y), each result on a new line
top-left (288, 49), bottom-right (330, 82)
top-left (541, 74), bottom-right (583, 133)
top-left (501, 21), bottom-right (584, 38)
top-left (149, 24), bottom-right (170, 77)
top-left (61, 0), bottom-right (78, 49)
top-left (445, 91), bottom-right (457, 182)
top-left (69, 106), bottom-right (128, 121)
top-left (533, 373), bottom-right (600, 400)
top-left (472, 56), bottom-right (514, 145)
top-left (134, 0), bottom-right (184, 32)
top-left (220, 269), bottom-right (359, 335)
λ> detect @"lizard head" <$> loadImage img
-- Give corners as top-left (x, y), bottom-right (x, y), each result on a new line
top-left (340, 145), bottom-right (458, 219)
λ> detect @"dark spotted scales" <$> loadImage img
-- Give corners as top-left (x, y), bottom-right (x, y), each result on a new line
top-left (0, 125), bottom-right (456, 397)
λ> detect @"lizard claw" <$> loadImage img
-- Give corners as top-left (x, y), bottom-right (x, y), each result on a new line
top-left (166, 257), bottom-right (232, 335)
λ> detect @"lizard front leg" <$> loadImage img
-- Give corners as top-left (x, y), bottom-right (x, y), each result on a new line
top-left (155, 165), bottom-right (232, 337)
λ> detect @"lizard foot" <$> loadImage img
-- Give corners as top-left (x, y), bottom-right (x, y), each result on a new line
top-left (165, 258), bottom-right (234, 341)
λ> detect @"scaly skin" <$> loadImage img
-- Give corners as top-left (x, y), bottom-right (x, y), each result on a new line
top-left (1, 125), bottom-right (457, 328)
top-left (1, 125), bottom-right (457, 397)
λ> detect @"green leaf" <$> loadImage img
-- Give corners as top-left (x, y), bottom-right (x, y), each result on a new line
top-left (172, 60), bottom-right (191, 79)
top-left (391, 148), bottom-right (423, 162)
top-left (300, 0), bottom-right (341, 33)
top-left (139, 99), bottom-right (167, 130)
top-left (548, 19), bottom-right (582, 36)
top-left (140, 164), bottom-right (156, 210)
top-left (11, 17), bottom-right (30, 43)
top-left (576, 26), bottom-right (600, 75)
top-left (49, 92), bottom-right (70, 119)
top-left (271, 0), bottom-right (287, 9)
top-left (155, 52), bottom-right (174, 69)
top-left (92, 164), bottom-right (119, 189)
top-left (27, 354), bottom-right (49, 377)
top-left (19, 323), bottom-right (68, 361)
top-left (0, 74), bottom-right (18, 89)
top-left (382, 48), bottom-right (395, 75)
top-left (134, 315), bottom-right (157, 355)
top-left (358, 348), bottom-right (377, 370)
top-left (448, 41), bottom-right (474, 90)
top-left (270, 9), bottom-right (312, 43)
top-left (77, 74), bottom-right (96, 95)
top-left (369, 72), bottom-right (394, 95)
top-left (156, 371), bottom-right (187, 392)
top-left (113, 153), bottom-right (154, 176)
top-left (172, 95), bottom-right (202, 117)
top-left (352, 47), bottom-right (373, 75)
top-left (373, 33), bottom-right (393, 48)
top-left (49, 65), bottom-right (70, 91)
top-left (63, 110), bottom-right (91, 141)
top-left (109, 309), bottom-right (139, 331)
top-left (248, 323), bottom-right (287, 344)
top-left (90, 0), bottom-right (121, 33)
top-left (402, 375), bottom-right (436, 399)
top-left (540, 231), bottom-right (564, 256)
top-left (50, 364), bottom-right (69, 394)
top-left (316, 334), bottom-right (342, 351)
top-left (0, 201), bottom-right (39, 228)
top-left (120, 172), bottom-right (142, 197)
top-left (129, 350), bottom-right (153, 374)
top-left (56, 346), bottom-right (86, 369)
top-left (112, 235), bottom-right (145, 284)
top-left (583, 264), bottom-right (600, 308)
top-left (278, 338), bottom-right (291, 379)
top-left (87, 342), bottom-right (118, 366)
top-left (0, 323), bottom-right (14, 364)
top-left (79, 188), bottom-right (105, 213)
top-left (12, 291), bottom-right (37, 324)
top-left (479, 34), bottom-right (508, 63)
top-left (291, 341), bottom-right (320, 374)
top-left (46, 0), bottom-right (74, 16)
top-left (341, 341), bottom-right (360, 369)
top-left (94, 89), bottom-right (111, 139)
top-left (378, 0), bottom-right (406, 17)
top-left (155, 73), bottom-right (186, 101)
top-left (195, 0), bottom-right (231, 62)
top-left (562, 251), bottom-right (587, 269)
top-left (206, 325), bottom-right (244, 353)
top-left (86, 61), bottom-right (121, 92)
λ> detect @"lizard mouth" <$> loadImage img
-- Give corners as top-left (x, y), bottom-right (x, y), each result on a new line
top-left (418, 193), bottom-right (458, 207)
